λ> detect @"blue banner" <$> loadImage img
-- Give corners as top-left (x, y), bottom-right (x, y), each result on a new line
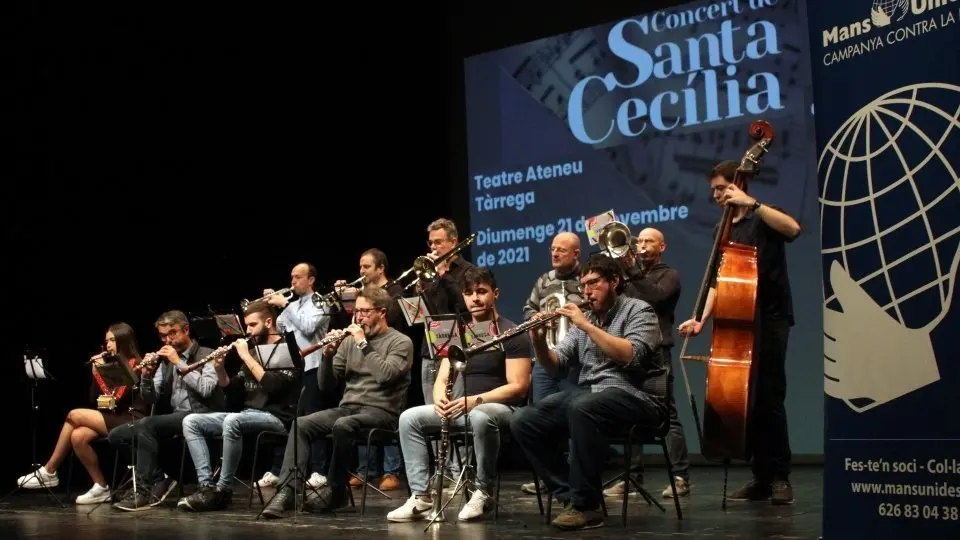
top-left (808, 0), bottom-right (960, 538)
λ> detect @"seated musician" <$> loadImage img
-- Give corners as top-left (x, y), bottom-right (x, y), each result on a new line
top-left (387, 267), bottom-right (531, 523)
top-left (510, 253), bottom-right (667, 531)
top-left (261, 286), bottom-right (413, 519)
top-left (109, 310), bottom-right (224, 511)
top-left (14, 323), bottom-right (149, 505)
top-left (177, 301), bottom-right (301, 511)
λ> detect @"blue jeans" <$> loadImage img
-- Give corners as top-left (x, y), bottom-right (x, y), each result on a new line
top-left (357, 445), bottom-right (402, 477)
top-left (182, 409), bottom-right (286, 488)
top-left (531, 361), bottom-right (580, 404)
top-left (399, 403), bottom-right (515, 495)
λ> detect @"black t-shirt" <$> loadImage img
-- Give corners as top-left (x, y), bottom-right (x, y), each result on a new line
top-left (621, 262), bottom-right (681, 348)
top-left (710, 208), bottom-right (795, 325)
top-left (460, 317), bottom-right (531, 407)
top-left (420, 257), bottom-right (476, 359)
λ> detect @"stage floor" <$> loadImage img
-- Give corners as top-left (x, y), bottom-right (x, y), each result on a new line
top-left (0, 466), bottom-right (822, 539)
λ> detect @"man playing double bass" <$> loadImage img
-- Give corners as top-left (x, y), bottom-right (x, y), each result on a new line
top-left (678, 160), bottom-right (801, 506)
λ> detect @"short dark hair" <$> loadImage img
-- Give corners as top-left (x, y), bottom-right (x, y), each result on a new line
top-left (155, 310), bottom-right (189, 329)
top-left (357, 285), bottom-right (392, 311)
top-left (361, 248), bottom-right (388, 273)
top-left (581, 253), bottom-right (621, 286)
top-left (709, 160), bottom-right (739, 183)
top-left (459, 266), bottom-right (497, 291)
top-left (242, 300), bottom-right (274, 322)
top-left (303, 263), bottom-right (318, 281)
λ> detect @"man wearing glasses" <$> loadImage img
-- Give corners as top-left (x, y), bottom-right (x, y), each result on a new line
top-left (511, 253), bottom-right (668, 531)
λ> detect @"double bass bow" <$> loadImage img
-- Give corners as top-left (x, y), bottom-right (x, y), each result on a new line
top-left (674, 120), bottom-right (775, 507)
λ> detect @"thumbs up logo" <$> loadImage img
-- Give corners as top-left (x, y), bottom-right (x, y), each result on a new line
top-left (824, 261), bottom-right (941, 412)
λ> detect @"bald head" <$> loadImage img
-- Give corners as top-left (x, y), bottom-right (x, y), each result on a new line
top-left (551, 232), bottom-right (581, 272)
top-left (636, 228), bottom-right (666, 264)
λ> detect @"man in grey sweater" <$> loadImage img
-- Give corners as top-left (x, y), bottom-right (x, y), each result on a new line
top-left (262, 286), bottom-right (413, 518)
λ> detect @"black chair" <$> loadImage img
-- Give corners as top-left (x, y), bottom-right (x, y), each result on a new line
top-left (247, 430), bottom-right (288, 509)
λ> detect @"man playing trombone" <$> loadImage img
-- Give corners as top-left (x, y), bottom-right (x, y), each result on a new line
top-left (261, 286), bottom-right (413, 518)
top-left (177, 302), bottom-right (301, 511)
top-left (257, 262), bottom-right (332, 491)
top-left (387, 267), bottom-right (531, 523)
top-left (109, 310), bottom-right (223, 511)
top-left (510, 254), bottom-right (668, 531)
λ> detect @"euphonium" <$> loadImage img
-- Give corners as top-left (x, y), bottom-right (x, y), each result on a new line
top-left (542, 292), bottom-right (568, 350)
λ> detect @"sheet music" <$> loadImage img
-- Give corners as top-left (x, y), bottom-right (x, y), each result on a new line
top-left (24, 357), bottom-right (46, 380)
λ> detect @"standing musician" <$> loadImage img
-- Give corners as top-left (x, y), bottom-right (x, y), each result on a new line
top-left (334, 248), bottom-right (408, 491)
top-left (109, 310), bottom-right (223, 511)
top-left (511, 253), bottom-right (667, 531)
top-left (678, 160), bottom-right (801, 505)
top-left (177, 302), bottom-right (301, 511)
top-left (261, 286), bottom-right (413, 519)
top-left (610, 228), bottom-right (691, 498)
top-left (417, 218), bottom-right (476, 404)
top-left (14, 323), bottom-right (148, 505)
top-left (259, 262), bottom-right (331, 491)
top-left (387, 267), bottom-right (531, 523)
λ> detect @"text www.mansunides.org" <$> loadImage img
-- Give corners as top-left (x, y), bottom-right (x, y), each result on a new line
top-left (851, 481), bottom-right (960, 498)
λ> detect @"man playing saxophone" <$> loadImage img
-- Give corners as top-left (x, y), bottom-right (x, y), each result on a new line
top-left (387, 267), bottom-right (531, 523)
top-left (510, 253), bottom-right (667, 531)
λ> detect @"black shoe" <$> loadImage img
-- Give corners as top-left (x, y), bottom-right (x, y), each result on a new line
top-left (728, 479), bottom-right (772, 501)
top-left (303, 485), bottom-right (349, 513)
top-left (770, 479), bottom-right (794, 505)
top-left (261, 487), bottom-right (294, 519)
top-left (178, 484), bottom-right (230, 512)
top-left (113, 488), bottom-right (154, 511)
top-left (149, 476), bottom-right (178, 507)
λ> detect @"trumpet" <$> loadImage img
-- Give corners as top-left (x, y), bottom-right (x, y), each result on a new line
top-left (241, 287), bottom-right (295, 309)
top-left (446, 299), bottom-right (592, 364)
top-left (384, 232), bottom-right (478, 290)
top-left (311, 276), bottom-right (365, 310)
top-left (298, 329), bottom-right (353, 358)
top-left (597, 221), bottom-right (634, 259)
top-left (179, 337), bottom-right (252, 375)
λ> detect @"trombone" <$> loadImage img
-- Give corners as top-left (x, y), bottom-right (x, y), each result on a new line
top-left (241, 287), bottom-right (295, 309)
top-left (384, 232), bottom-right (477, 290)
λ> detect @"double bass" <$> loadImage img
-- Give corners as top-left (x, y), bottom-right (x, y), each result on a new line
top-left (674, 120), bottom-right (774, 507)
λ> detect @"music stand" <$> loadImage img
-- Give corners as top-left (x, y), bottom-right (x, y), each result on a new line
top-left (86, 355), bottom-right (145, 515)
top-left (0, 353), bottom-right (65, 507)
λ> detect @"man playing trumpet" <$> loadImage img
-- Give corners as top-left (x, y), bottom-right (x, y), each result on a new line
top-left (387, 267), bottom-right (531, 523)
top-left (261, 286), bottom-right (413, 519)
top-left (510, 254), bottom-right (668, 530)
top-left (177, 302), bottom-right (301, 511)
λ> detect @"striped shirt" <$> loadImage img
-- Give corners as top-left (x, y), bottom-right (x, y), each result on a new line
top-left (554, 295), bottom-right (666, 404)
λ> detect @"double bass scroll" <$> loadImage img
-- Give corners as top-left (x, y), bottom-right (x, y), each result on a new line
top-left (675, 120), bottom-right (775, 467)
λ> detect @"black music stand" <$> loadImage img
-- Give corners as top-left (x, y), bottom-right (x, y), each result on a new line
top-left (1, 352), bottom-right (65, 507)
top-left (86, 356), bottom-right (144, 515)
top-left (255, 332), bottom-right (317, 522)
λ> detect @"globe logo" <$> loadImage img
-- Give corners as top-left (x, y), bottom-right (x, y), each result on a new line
top-left (871, 0), bottom-right (909, 27)
top-left (819, 82), bottom-right (960, 413)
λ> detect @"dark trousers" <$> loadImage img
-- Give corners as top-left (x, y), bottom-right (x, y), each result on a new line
top-left (108, 411), bottom-right (189, 485)
top-left (270, 367), bottom-right (328, 475)
top-left (663, 347), bottom-right (691, 478)
top-left (749, 318), bottom-right (792, 482)
top-left (511, 387), bottom-right (665, 509)
top-left (278, 405), bottom-right (397, 492)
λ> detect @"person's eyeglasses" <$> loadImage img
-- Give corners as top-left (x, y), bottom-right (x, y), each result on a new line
top-left (355, 308), bottom-right (378, 315)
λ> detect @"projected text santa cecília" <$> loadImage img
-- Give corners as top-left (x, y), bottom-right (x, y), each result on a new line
top-left (567, 17), bottom-right (784, 144)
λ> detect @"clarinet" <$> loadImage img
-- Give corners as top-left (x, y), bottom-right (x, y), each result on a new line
top-left (431, 358), bottom-right (459, 515)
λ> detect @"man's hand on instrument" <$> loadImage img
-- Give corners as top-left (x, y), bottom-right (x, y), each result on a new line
top-left (528, 311), bottom-right (551, 343)
top-left (719, 184), bottom-right (756, 208)
top-left (677, 318), bottom-right (703, 337)
top-left (322, 330), bottom-right (346, 356)
top-left (435, 396), bottom-right (466, 418)
top-left (557, 302), bottom-right (589, 329)
top-left (264, 289), bottom-right (288, 308)
top-left (159, 345), bottom-right (181, 366)
top-left (427, 251), bottom-right (448, 276)
top-left (345, 322), bottom-right (365, 344)
top-left (233, 338), bottom-right (249, 357)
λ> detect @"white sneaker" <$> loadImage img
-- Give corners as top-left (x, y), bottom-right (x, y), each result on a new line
top-left (16, 467), bottom-right (59, 489)
top-left (255, 471), bottom-right (280, 488)
top-left (306, 472), bottom-right (327, 489)
top-left (75, 483), bottom-right (112, 504)
top-left (386, 495), bottom-right (435, 522)
top-left (457, 489), bottom-right (491, 521)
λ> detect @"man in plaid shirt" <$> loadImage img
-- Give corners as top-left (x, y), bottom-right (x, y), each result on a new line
top-left (511, 253), bottom-right (668, 531)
